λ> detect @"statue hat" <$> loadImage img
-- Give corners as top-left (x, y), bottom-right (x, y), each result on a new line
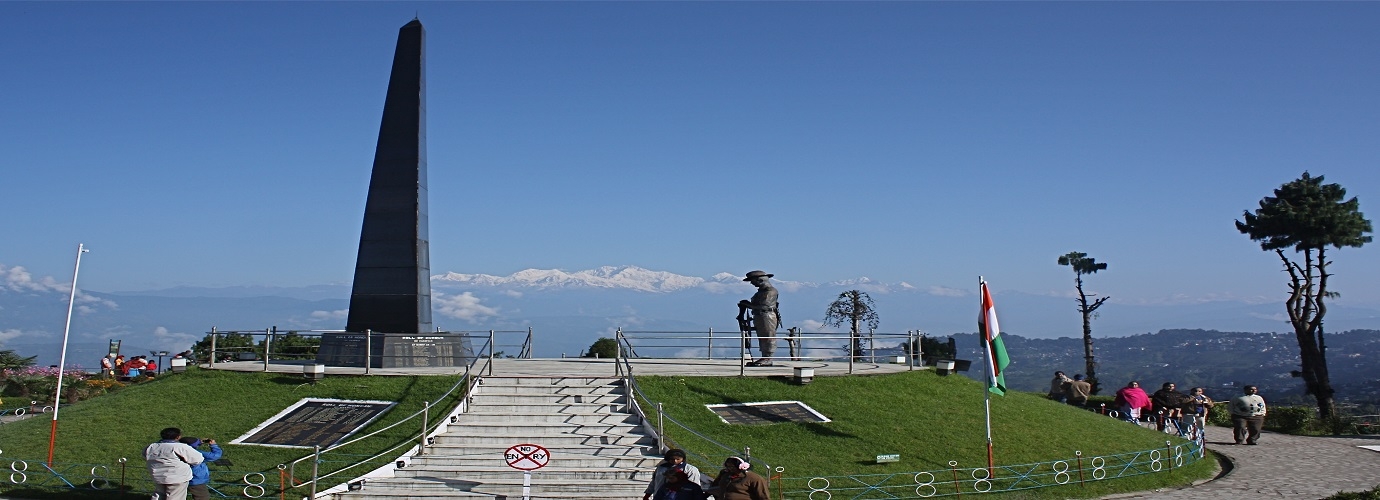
top-left (743, 270), bottom-right (773, 281)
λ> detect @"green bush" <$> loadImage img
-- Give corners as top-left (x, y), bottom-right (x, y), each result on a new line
top-left (1264, 406), bottom-right (1314, 434)
top-left (584, 337), bottom-right (621, 358)
top-left (1321, 485), bottom-right (1380, 500)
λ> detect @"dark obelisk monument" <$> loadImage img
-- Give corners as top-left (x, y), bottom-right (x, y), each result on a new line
top-left (317, 19), bottom-right (472, 368)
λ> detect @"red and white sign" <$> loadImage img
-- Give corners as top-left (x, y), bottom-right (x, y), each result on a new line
top-left (504, 443), bottom-right (550, 471)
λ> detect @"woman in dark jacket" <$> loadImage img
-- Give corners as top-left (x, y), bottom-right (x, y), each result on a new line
top-left (704, 457), bottom-right (769, 500)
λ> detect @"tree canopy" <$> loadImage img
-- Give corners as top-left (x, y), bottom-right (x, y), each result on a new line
top-left (1057, 252), bottom-right (1108, 276)
top-left (0, 349), bottom-right (37, 370)
top-left (1236, 171), bottom-right (1372, 252)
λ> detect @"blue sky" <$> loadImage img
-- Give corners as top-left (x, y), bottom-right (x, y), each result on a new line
top-left (3, 2), bottom-right (1378, 307)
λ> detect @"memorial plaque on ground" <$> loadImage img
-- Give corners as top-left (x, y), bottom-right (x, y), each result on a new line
top-left (706, 401), bottom-right (831, 425)
top-left (232, 399), bottom-right (396, 448)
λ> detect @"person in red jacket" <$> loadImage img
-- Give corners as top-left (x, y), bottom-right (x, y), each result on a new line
top-left (1113, 381), bottom-right (1152, 424)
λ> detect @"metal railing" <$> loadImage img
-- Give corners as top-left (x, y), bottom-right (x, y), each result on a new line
top-left (201, 327), bottom-right (532, 372)
top-left (776, 440), bottom-right (1205, 498)
top-left (613, 335), bottom-right (774, 475)
top-left (614, 328), bottom-right (924, 376)
top-left (285, 336), bottom-right (496, 497)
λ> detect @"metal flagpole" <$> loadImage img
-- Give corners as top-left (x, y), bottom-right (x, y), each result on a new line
top-left (980, 277), bottom-right (995, 474)
top-left (48, 243), bottom-right (89, 466)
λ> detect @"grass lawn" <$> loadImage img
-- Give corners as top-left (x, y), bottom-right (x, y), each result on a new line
top-left (0, 366), bottom-right (1214, 499)
top-left (634, 370), bottom-right (1217, 499)
top-left (0, 367), bottom-right (464, 499)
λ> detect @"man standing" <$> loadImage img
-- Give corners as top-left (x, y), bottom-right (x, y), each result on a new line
top-left (145, 427), bottom-right (204, 500)
top-left (1064, 374), bottom-right (1092, 407)
top-left (1229, 385), bottom-right (1268, 445)
top-left (737, 270), bottom-right (779, 367)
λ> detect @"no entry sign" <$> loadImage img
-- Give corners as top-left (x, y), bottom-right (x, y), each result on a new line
top-left (505, 443), bottom-right (550, 471)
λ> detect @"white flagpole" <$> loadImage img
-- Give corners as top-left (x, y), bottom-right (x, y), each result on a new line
top-left (48, 243), bottom-right (88, 466)
top-left (980, 277), bottom-right (995, 474)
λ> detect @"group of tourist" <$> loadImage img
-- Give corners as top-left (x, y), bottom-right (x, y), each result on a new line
top-left (1048, 371), bottom-right (1270, 445)
top-left (1047, 371), bottom-right (1093, 406)
top-left (145, 427), bottom-right (224, 500)
top-left (643, 449), bottom-right (770, 500)
top-left (99, 353), bottom-right (158, 378)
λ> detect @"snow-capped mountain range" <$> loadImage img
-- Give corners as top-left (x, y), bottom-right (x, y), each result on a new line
top-left (434, 266), bottom-right (914, 293)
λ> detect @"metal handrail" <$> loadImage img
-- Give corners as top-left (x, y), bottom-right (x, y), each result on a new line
top-left (285, 336), bottom-right (494, 492)
top-left (614, 331), bottom-right (774, 473)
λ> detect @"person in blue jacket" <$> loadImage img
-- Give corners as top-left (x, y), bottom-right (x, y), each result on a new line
top-left (178, 436), bottom-right (223, 500)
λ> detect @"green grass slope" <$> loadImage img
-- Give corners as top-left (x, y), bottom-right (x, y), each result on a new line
top-left (0, 368), bottom-right (463, 498)
top-left (635, 370), bottom-right (1216, 499)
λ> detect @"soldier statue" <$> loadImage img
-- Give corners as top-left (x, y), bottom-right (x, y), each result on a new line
top-left (736, 270), bottom-right (780, 367)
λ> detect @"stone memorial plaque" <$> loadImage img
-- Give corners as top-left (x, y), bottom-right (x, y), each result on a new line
top-left (232, 399), bottom-right (396, 448)
top-left (706, 401), bottom-right (831, 425)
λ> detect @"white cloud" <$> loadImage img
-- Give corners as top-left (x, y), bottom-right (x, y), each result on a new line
top-left (1248, 312), bottom-right (1290, 323)
top-left (927, 286), bottom-right (970, 298)
top-left (0, 328), bottom-right (29, 345)
top-left (797, 319), bottom-right (827, 331)
top-left (699, 282), bottom-right (738, 294)
top-left (502, 290), bottom-right (524, 298)
top-left (310, 309), bottom-right (349, 321)
top-left (152, 326), bottom-right (199, 352)
top-left (434, 292), bottom-right (500, 322)
top-left (0, 264), bottom-right (118, 312)
top-left (0, 264), bottom-right (65, 293)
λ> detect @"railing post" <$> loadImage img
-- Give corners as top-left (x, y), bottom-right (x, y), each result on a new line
top-left (848, 332), bottom-right (855, 374)
top-left (657, 402), bottom-right (665, 451)
top-left (420, 400), bottom-right (430, 456)
top-left (364, 329), bottom-right (372, 375)
top-left (615, 328), bottom-right (623, 376)
top-left (488, 330), bottom-right (495, 376)
top-left (263, 326), bottom-right (273, 372)
top-left (869, 328), bottom-right (876, 363)
top-left (739, 328), bottom-right (746, 377)
top-left (707, 327), bottom-right (713, 360)
top-left (310, 445), bottom-right (321, 498)
top-left (209, 327), bottom-right (217, 368)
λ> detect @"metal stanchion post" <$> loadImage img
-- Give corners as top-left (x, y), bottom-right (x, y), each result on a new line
top-left (209, 327), bottom-right (217, 368)
top-left (364, 329), bottom-right (372, 375)
top-left (310, 445), bottom-right (321, 498)
top-left (488, 330), bottom-right (495, 376)
top-left (420, 401), bottom-right (430, 456)
top-left (707, 327), bottom-right (713, 360)
top-left (263, 326), bottom-right (273, 372)
top-left (657, 402), bottom-right (664, 451)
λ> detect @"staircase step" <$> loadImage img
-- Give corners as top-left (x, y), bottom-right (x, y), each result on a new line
top-left (467, 394), bottom-right (626, 405)
top-left (410, 455), bottom-right (660, 469)
top-left (330, 377), bottom-right (652, 500)
top-left (457, 413), bottom-right (640, 425)
top-left (397, 465), bottom-right (650, 481)
top-left (338, 476), bottom-right (645, 498)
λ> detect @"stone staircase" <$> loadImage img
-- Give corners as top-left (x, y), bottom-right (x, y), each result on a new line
top-left (330, 377), bottom-right (659, 499)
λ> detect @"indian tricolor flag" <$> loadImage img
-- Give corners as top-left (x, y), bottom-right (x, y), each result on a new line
top-left (980, 281), bottom-right (1010, 396)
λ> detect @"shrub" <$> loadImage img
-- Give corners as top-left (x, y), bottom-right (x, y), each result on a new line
top-left (1321, 485), bottom-right (1380, 500)
top-left (1264, 406), bottom-right (1314, 434)
top-left (583, 337), bottom-right (622, 358)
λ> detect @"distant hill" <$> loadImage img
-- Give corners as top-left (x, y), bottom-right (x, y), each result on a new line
top-left (942, 329), bottom-right (1380, 405)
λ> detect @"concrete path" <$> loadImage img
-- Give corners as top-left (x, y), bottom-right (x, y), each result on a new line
top-left (1109, 426), bottom-right (1380, 499)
